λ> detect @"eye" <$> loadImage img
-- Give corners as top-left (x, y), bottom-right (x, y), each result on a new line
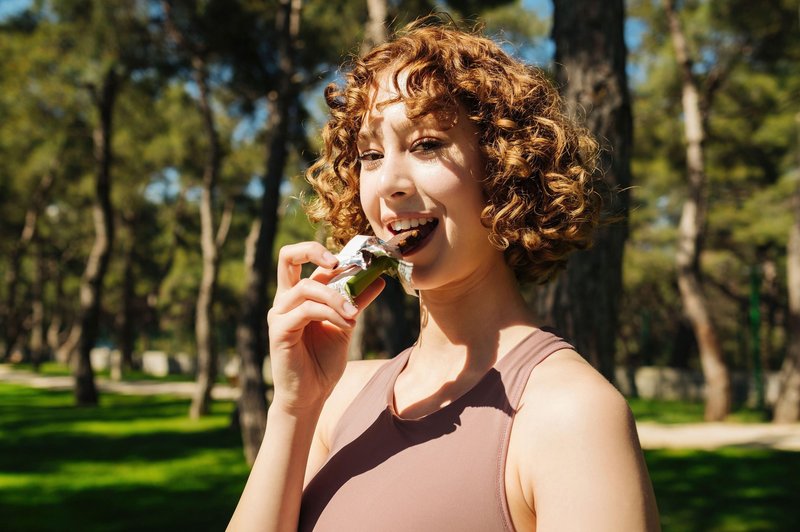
top-left (358, 150), bottom-right (382, 171)
top-left (411, 138), bottom-right (443, 152)
top-left (358, 150), bottom-right (382, 162)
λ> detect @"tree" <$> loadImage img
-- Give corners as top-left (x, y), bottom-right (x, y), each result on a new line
top-left (774, 118), bottom-right (800, 422)
top-left (30, 0), bottom-right (158, 405)
top-left (235, 0), bottom-right (303, 465)
top-left (536, 0), bottom-right (633, 384)
top-left (663, 0), bottom-right (731, 420)
top-left (160, 0), bottom-right (236, 418)
top-left (623, 0), bottom-right (798, 390)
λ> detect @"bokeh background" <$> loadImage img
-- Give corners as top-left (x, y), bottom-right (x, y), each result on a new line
top-left (1, 0), bottom-right (799, 530)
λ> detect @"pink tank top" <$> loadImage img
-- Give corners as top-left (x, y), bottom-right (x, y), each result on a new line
top-left (299, 329), bottom-right (573, 531)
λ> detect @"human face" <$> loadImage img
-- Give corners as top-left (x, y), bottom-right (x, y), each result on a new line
top-left (357, 73), bottom-right (503, 291)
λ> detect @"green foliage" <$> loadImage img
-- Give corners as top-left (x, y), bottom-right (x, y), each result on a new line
top-left (621, 0), bottom-right (799, 369)
top-left (1, 0), bottom-right (796, 376)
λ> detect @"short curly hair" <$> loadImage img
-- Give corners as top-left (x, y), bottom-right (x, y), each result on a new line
top-left (305, 17), bottom-right (601, 284)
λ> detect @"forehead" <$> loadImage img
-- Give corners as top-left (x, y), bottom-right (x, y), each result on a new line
top-left (362, 69), bottom-right (407, 114)
top-left (357, 69), bottom-right (455, 137)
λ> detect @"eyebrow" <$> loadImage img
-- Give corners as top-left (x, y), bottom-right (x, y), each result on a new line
top-left (357, 125), bottom-right (380, 144)
top-left (357, 114), bottom-right (437, 145)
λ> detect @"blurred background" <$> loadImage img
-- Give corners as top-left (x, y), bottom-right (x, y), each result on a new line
top-left (1, 0), bottom-right (798, 530)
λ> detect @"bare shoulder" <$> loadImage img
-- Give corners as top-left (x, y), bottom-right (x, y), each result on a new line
top-left (521, 348), bottom-right (631, 427)
top-left (510, 349), bottom-right (661, 531)
top-left (317, 358), bottom-right (390, 446)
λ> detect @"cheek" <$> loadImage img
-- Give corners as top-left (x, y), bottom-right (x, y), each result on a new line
top-left (358, 178), bottom-right (381, 228)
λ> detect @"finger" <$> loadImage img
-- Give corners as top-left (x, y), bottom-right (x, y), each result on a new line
top-left (309, 264), bottom-right (352, 285)
top-left (272, 278), bottom-right (357, 320)
top-left (279, 300), bottom-right (356, 333)
top-left (276, 242), bottom-right (339, 295)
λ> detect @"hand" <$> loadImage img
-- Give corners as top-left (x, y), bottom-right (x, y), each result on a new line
top-left (267, 241), bottom-right (385, 415)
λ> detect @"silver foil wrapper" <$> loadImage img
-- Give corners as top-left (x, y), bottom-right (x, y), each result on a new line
top-left (327, 235), bottom-right (415, 302)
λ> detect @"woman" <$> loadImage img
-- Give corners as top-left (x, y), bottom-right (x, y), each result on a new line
top-left (229, 16), bottom-right (660, 532)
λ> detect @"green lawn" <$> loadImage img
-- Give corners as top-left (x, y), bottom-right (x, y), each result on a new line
top-left (0, 383), bottom-right (249, 531)
top-left (628, 397), bottom-right (770, 424)
top-left (1, 383), bottom-right (798, 531)
top-left (647, 448), bottom-right (800, 531)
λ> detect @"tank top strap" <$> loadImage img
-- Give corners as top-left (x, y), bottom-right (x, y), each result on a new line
top-left (495, 328), bottom-right (575, 411)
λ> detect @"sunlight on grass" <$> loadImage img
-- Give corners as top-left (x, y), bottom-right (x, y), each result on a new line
top-left (2, 382), bottom-right (798, 531)
top-left (646, 448), bottom-right (800, 531)
top-left (0, 383), bottom-right (249, 531)
top-left (627, 397), bottom-right (769, 424)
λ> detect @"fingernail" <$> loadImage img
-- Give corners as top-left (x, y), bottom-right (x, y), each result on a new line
top-left (343, 302), bottom-right (358, 316)
top-left (324, 251), bottom-right (338, 267)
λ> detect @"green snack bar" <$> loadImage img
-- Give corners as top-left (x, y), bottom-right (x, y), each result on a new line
top-left (345, 256), bottom-right (397, 299)
top-left (327, 235), bottom-right (415, 303)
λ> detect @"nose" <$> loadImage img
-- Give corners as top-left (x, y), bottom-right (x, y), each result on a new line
top-left (376, 153), bottom-right (415, 200)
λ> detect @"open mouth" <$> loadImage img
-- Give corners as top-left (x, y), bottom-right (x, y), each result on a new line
top-left (386, 218), bottom-right (439, 256)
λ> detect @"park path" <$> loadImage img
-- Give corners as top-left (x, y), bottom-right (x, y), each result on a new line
top-left (0, 363), bottom-right (239, 400)
top-left (2, 364), bottom-right (800, 450)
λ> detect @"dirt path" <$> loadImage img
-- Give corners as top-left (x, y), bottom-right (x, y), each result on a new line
top-left (0, 364), bottom-right (239, 400)
top-left (3, 364), bottom-right (800, 450)
top-left (635, 421), bottom-right (800, 451)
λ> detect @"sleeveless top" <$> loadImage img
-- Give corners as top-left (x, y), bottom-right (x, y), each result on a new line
top-left (298, 329), bottom-right (574, 532)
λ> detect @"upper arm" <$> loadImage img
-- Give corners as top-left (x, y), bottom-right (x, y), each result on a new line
top-left (303, 359), bottom-right (387, 487)
top-left (519, 358), bottom-right (660, 531)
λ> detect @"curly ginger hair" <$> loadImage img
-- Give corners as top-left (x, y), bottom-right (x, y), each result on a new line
top-left (305, 17), bottom-right (602, 284)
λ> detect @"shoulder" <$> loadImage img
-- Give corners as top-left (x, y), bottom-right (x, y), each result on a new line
top-left (512, 349), bottom-right (636, 469)
top-left (522, 348), bottom-right (631, 428)
top-left (317, 358), bottom-right (391, 447)
top-left (509, 349), bottom-right (660, 531)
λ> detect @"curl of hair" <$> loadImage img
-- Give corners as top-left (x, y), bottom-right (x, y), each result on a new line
top-left (305, 16), bottom-right (602, 284)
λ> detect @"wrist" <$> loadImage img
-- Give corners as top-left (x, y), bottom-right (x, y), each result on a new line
top-left (269, 393), bottom-right (326, 421)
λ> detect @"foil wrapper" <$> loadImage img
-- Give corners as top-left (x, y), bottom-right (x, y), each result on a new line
top-left (327, 235), bottom-right (416, 302)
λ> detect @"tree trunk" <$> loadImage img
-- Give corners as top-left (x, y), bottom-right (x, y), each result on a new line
top-left (539, 0), bottom-right (633, 383)
top-left (161, 1), bottom-right (234, 418)
top-left (72, 66), bottom-right (119, 406)
top-left (664, 0), bottom-right (731, 421)
top-left (235, 0), bottom-right (302, 465)
top-left (189, 58), bottom-right (230, 419)
top-left (114, 215), bottom-right (137, 380)
top-left (2, 172), bottom-right (54, 361)
top-left (30, 238), bottom-right (46, 370)
top-left (773, 160), bottom-right (800, 422)
top-left (361, 0), bottom-right (388, 55)
top-left (236, 218), bottom-right (269, 464)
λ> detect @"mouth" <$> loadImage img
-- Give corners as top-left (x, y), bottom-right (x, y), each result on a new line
top-left (385, 217), bottom-right (439, 256)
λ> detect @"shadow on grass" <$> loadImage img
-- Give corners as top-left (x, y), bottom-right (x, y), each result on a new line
top-left (0, 383), bottom-right (248, 531)
top-left (0, 424), bottom-right (240, 473)
top-left (3, 477), bottom-right (246, 532)
top-left (646, 448), bottom-right (800, 532)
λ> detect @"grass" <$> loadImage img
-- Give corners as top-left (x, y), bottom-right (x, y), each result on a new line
top-left (647, 448), bottom-right (800, 531)
top-left (1, 382), bottom-right (797, 531)
top-left (628, 397), bottom-right (770, 424)
top-left (0, 383), bottom-right (249, 531)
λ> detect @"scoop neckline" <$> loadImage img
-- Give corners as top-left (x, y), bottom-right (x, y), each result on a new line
top-left (384, 329), bottom-right (542, 423)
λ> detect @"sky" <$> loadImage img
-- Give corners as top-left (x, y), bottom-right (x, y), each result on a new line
top-left (0, 0), bottom-right (30, 20)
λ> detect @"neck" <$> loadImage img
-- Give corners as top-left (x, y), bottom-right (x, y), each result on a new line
top-left (413, 261), bottom-right (537, 371)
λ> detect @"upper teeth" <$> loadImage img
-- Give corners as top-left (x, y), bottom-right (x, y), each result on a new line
top-left (390, 217), bottom-right (434, 232)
